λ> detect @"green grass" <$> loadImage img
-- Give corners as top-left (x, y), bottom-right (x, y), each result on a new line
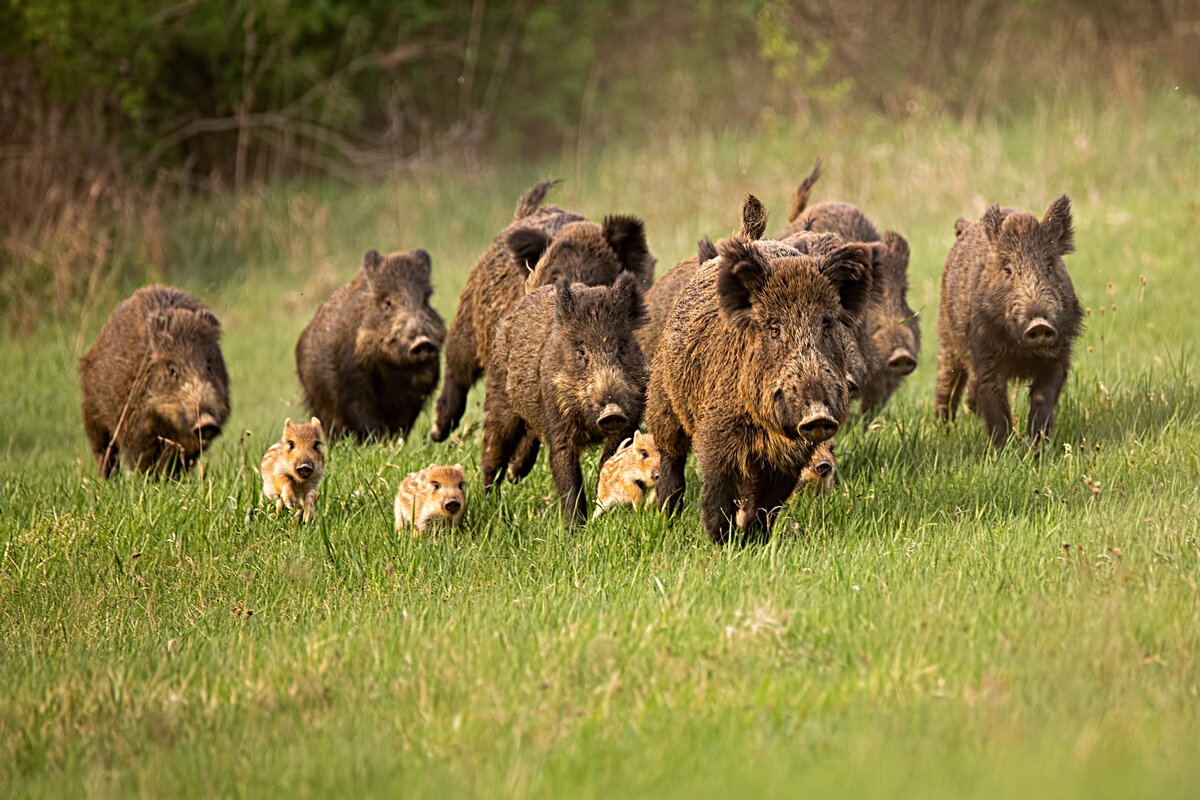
top-left (3, 90), bottom-right (1200, 798)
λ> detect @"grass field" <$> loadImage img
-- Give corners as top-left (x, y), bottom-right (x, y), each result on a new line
top-left (3, 91), bottom-right (1199, 797)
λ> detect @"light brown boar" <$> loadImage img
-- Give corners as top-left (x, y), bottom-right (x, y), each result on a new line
top-left (394, 464), bottom-right (467, 534)
top-left (431, 182), bottom-right (654, 441)
top-left (261, 417), bottom-right (326, 523)
top-left (79, 285), bottom-right (229, 478)
top-left (647, 224), bottom-right (871, 542)
top-left (935, 196), bottom-right (1082, 448)
top-left (592, 430), bottom-right (661, 519)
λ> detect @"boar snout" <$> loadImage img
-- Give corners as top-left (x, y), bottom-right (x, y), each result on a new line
top-left (443, 497), bottom-right (462, 514)
top-left (193, 414), bottom-right (222, 444)
top-left (1023, 318), bottom-right (1057, 347)
top-left (812, 453), bottom-right (834, 476)
top-left (597, 403), bottom-right (628, 433)
top-left (886, 348), bottom-right (917, 376)
top-left (295, 461), bottom-right (315, 479)
top-left (408, 335), bottom-right (439, 360)
top-left (797, 405), bottom-right (839, 443)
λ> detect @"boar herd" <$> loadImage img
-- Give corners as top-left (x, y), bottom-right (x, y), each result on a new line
top-left (78, 163), bottom-right (1081, 541)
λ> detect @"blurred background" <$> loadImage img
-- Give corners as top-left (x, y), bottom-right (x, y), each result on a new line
top-left (1, 0), bottom-right (1196, 329)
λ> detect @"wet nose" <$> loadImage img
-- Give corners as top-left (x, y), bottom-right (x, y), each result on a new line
top-left (797, 408), bottom-right (839, 443)
top-left (887, 349), bottom-right (917, 375)
top-left (295, 462), bottom-right (314, 479)
top-left (813, 457), bottom-right (834, 477)
top-left (597, 403), bottom-right (627, 433)
top-left (409, 336), bottom-right (438, 359)
top-left (1023, 318), bottom-right (1057, 346)
top-left (443, 498), bottom-right (462, 514)
top-left (193, 414), bottom-right (222, 443)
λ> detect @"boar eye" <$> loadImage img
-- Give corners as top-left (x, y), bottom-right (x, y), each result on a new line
top-left (458, 482), bottom-right (466, 491)
top-left (287, 440), bottom-right (295, 451)
top-left (1002, 265), bottom-right (1012, 276)
top-left (640, 450), bottom-right (649, 459)
top-left (382, 297), bottom-right (394, 310)
top-left (822, 317), bottom-right (834, 333)
top-left (314, 441), bottom-right (322, 451)
top-left (166, 363), bottom-right (178, 379)
top-left (576, 347), bottom-right (587, 362)
top-left (431, 481), bottom-right (440, 490)
top-left (768, 323), bottom-right (781, 339)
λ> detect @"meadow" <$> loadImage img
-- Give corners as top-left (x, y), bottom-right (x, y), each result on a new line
top-left (2, 90), bottom-right (1199, 797)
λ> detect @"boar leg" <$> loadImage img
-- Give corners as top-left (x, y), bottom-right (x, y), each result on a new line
top-left (342, 397), bottom-right (390, 442)
top-left (431, 309), bottom-right (482, 442)
top-left (506, 433), bottom-right (541, 482)
top-left (746, 468), bottom-right (796, 542)
top-left (481, 410), bottom-right (525, 491)
top-left (301, 490), bottom-right (318, 523)
top-left (545, 428), bottom-right (587, 524)
top-left (647, 374), bottom-right (689, 517)
top-left (1026, 362), bottom-right (1067, 449)
top-left (84, 413), bottom-right (119, 479)
top-left (935, 350), bottom-right (967, 422)
top-left (972, 366), bottom-right (1013, 447)
top-left (697, 464), bottom-right (740, 545)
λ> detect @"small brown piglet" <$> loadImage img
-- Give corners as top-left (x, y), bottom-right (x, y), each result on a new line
top-left (592, 430), bottom-right (661, 519)
top-left (394, 464), bottom-right (467, 534)
top-left (797, 438), bottom-right (836, 495)
top-left (261, 417), bottom-right (326, 523)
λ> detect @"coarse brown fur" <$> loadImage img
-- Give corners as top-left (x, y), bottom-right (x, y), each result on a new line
top-left (296, 248), bottom-right (445, 441)
top-left (780, 161), bottom-right (921, 414)
top-left (647, 227), bottom-right (872, 543)
top-left (394, 464), bottom-right (467, 534)
top-left (482, 274), bottom-right (649, 523)
top-left (261, 417), bottom-right (326, 522)
top-left (592, 430), bottom-right (661, 519)
top-left (935, 196), bottom-right (1082, 448)
top-left (431, 182), bottom-right (655, 441)
top-left (79, 285), bottom-right (230, 478)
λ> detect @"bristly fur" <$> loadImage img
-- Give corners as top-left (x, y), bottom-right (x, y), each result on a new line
top-left (514, 180), bottom-right (559, 220)
top-left (739, 195), bottom-right (768, 240)
top-left (697, 235), bottom-right (718, 263)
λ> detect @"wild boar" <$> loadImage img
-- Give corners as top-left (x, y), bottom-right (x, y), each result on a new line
top-left (647, 231), bottom-right (871, 542)
top-left (431, 182), bottom-right (655, 441)
top-left (482, 274), bottom-right (648, 523)
top-left (295, 247), bottom-right (445, 441)
top-left (260, 417), bottom-right (326, 523)
top-left (935, 196), bottom-right (1082, 447)
top-left (79, 285), bottom-right (230, 478)
top-left (782, 161), bottom-right (921, 413)
top-left (592, 430), bottom-right (661, 519)
top-left (394, 464), bottom-right (467, 534)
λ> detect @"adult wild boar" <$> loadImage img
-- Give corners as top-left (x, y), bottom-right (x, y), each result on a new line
top-left (296, 247), bottom-right (445, 440)
top-left (482, 274), bottom-right (648, 523)
top-left (782, 161), bottom-right (921, 412)
top-left (80, 285), bottom-right (230, 478)
top-left (647, 232), bottom-right (872, 542)
top-left (935, 196), bottom-right (1081, 447)
top-left (431, 181), bottom-right (654, 441)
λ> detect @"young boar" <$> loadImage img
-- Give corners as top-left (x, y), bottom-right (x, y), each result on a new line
top-left (431, 181), bottom-right (654, 441)
top-left (935, 196), bottom-right (1082, 448)
top-left (482, 274), bottom-right (648, 523)
top-left (79, 285), bottom-right (230, 478)
top-left (782, 161), bottom-right (921, 413)
top-left (295, 247), bottom-right (445, 441)
top-left (797, 438), bottom-right (836, 495)
top-left (394, 464), bottom-right (467, 534)
top-left (261, 417), bottom-right (326, 523)
top-left (592, 430), bottom-right (661, 519)
top-left (647, 232), bottom-right (871, 542)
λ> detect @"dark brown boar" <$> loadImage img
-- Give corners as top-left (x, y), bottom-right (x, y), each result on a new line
top-left (781, 161), bottom-right (921, 413)
top-left (79, 285), bottom-right (230, 478)
top-left (431, 182), bottom-right (654, 441)
top-left (647, 233), bottom-right (872, 542)
top-left (482, 274), bottom-right (648, 523)
top-left (295, 247), bottom-right (445, 440)
top-left (935, 196), bottom-right (1082, 448)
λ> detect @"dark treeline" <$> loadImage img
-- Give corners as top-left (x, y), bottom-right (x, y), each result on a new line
top-left (1, 0), bottom-right (1194, 320)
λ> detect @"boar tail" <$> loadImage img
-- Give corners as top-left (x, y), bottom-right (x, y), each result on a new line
top-left (514, 180), bottom-right (560, 220)
top-left (787, 159), bottom-right (822, 223)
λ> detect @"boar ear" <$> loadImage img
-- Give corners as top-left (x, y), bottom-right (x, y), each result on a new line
top-left (613, 272), bottom-right (649, 329)
top-left (716, 239), bottom-right (769, 325)
top-left (283, 418), bottom-right (293, 437)
top-left (408, 248), bottom-right (433, 280)
top-left (954, 217), bottom-right (971, 238)
top-left (146, 312), bottom-right (172, 350)
top-left (1042, 194), bottom-right (1074, 255)
top-left (822, 243), bottom-right (873, 317)
top-left (738, 195), bottom-right (767, 240)
top-left (982, 205), bottom-right (1005, 247)
top-left (310, 416), bottom-right (322, 430)
top-left (602, 215), bottom-right (653, 286)
top-left (363, 249), bottom-right (383, 277)
top-left (507, 227), bottom-right (552, 271)
top-left (697, 235), bottom-right (718, 263)
top-left (553, 277), bottom-right (577, 324)
top-left (882, 230), bottom-right (910, 265)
